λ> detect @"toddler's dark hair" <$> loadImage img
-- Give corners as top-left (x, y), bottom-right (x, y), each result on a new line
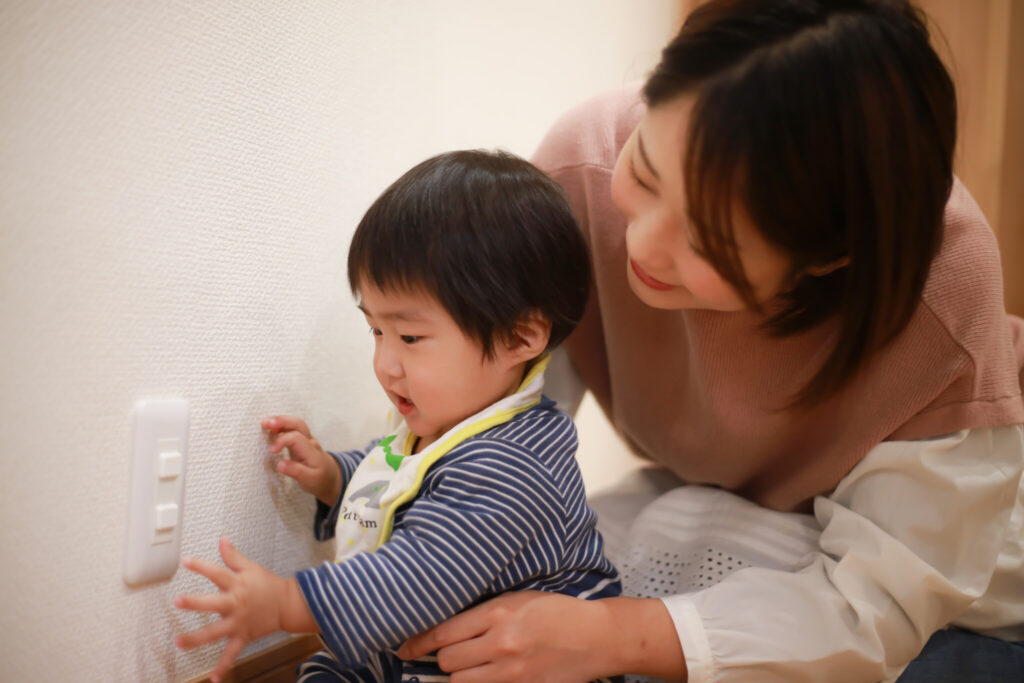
top-left (347, 149), bottom-right (590, 358)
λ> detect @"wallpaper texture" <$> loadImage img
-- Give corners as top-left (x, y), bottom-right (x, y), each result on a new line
top-left (0, 1), bottom-right (676, 680)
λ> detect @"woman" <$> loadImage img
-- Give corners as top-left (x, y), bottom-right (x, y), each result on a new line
top-left (399, 0), bottom-right (1024, 680)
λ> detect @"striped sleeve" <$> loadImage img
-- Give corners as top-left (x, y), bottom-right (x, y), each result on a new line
top-left (295, 438), bottom-right (569, 668)
top-left (313, 445), bottom-right (374, 542)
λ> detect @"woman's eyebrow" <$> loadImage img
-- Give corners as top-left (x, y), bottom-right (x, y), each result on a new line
top-left (636, 129), bottom-right (660, 182)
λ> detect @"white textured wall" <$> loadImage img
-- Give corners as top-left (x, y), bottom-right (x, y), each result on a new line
top-left (0, 2), bottom-right (676, 680)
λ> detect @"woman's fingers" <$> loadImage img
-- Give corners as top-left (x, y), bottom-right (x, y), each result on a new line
top-left (175, 617), bottom-right (233, 650)
top-left (399, 604), bottom-right (491, 660)
top-left (262, 415), bottom-right (311, 438)
top-left (443, 663), bottom-right (510, 683)
top-left (182, 556), bottom-right (234, 591)
top-left (433, 633), bottom-right (496, 674)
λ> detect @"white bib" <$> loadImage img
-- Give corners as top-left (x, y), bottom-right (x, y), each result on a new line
top-left (334, 355), bottom-right (550, 561)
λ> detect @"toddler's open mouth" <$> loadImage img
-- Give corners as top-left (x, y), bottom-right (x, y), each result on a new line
top-left (396, 394), bottom-right (415, 415)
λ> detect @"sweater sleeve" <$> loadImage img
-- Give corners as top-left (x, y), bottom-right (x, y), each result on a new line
top-left (313, 445), bottom-right (374, 542)
top-left (295, 439), bottom-right (568, 668)
top-left (659, 426), bottom-right (1024, 682)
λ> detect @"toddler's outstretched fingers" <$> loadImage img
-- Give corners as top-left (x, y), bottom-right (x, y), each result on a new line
top-left (175, 593), bottom-right (229, 615)
top-left (176, 619), bottom-right (232, 650)
top-left (210, 637), bottom-right (245, 682)
top-left (263, 415), bottom-right (311, 438)
top-left (182, 556), bottom-right (234, 590)
top-left (218, 536), bottom-right (249, 572)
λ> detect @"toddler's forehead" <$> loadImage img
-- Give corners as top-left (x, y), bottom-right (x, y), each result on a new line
top-left (356, 281), bottom-right (440, 310)
top-left (356, 283), bottom-right (454, 325)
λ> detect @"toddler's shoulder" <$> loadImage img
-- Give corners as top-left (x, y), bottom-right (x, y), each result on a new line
top-left (445, 400), bottom-right (578, 466)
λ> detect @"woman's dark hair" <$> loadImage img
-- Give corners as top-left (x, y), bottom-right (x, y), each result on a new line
top-left (645, 0), bottom-right (956, 405)
top-left (347, 149), bottom-right (590, 357)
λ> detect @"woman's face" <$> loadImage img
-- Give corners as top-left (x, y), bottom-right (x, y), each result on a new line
top-left (610, 95), bottom-right (794, 311)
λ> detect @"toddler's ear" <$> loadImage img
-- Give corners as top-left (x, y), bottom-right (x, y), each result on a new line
top-left (506, 313), bottom-right (551, 363)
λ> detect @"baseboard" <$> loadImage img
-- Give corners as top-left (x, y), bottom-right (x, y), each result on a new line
top-left (184, 634), bottom-right (323, 683)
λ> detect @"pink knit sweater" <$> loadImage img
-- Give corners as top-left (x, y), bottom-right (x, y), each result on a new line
top-left (534, 85), bottom-right (1024, 511)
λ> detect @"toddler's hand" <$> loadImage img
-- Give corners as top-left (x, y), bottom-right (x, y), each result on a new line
top-left (175, 537), bottom-right (290, 682)
top-left (262, 415), bottom-right (342, 505)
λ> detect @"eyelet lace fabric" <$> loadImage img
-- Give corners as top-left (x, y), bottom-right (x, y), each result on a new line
top-left (588, 468), bottom-right (822, 683)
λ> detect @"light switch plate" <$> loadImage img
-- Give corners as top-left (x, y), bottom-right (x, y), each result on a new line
top-left (123, 398), bottom-right (189, 585)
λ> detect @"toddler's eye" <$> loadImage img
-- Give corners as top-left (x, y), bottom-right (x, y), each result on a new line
top-left (369, 327), bottom-right (382, 336)
top-left (400, 335), bottom-right (420, 344)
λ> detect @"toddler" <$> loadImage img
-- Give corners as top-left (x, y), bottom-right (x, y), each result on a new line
top-left (175, 149), bottom-right (621, 683)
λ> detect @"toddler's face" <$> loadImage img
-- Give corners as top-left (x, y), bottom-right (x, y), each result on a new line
top-left (358, 284), bottom-right (525, 453)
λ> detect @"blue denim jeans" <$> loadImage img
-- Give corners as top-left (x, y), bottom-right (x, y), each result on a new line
top-left (897, 628), bottom-right (1024, 682)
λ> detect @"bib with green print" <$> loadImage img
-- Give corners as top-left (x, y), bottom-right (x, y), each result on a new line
top-left (334, 354), bottom-right (550, 561)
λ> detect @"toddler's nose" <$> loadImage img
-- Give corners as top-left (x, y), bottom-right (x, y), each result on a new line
top-left (374, 345), bottom-right (403, 380)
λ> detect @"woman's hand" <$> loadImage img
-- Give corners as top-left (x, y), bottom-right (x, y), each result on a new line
top-left (175, 537), bottom-right (316, 682)
top-left (399, 592), bottom-right (688, 682)
top-left (263, 415), bottom-right (342, 505)
top-left (397, 591), bottom-right (617, 683)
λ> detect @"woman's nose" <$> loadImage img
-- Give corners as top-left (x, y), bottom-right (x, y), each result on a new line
top-left (626, 215), bottom-right (670, 266)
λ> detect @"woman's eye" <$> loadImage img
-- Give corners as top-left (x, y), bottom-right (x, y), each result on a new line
top-left (400, 335), bottom-right (420, 344)
top-left (629, 156), bottom-right (653, 193)
top-left (687, 240), bottom-right (708, 259)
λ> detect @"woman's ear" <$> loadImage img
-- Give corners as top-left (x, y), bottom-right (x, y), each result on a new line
top-left (504, 313), bottom-right (552, 365)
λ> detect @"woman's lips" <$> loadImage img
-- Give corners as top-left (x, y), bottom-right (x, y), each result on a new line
top-left (630, 260), bottom-right (675, 291)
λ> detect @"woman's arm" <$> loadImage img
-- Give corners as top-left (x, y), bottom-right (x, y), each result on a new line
top-left (399, 592), bottom-right (687, 681)
top-left (660, 426), bottom-right (1024, 681)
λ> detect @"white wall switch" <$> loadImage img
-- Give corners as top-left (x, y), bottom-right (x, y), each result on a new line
top-left (123, 398), bottom-right (189, 585)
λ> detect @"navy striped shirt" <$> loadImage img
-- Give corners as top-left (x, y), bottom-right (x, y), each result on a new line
top-left (295, 396), bottom-right (621, 669)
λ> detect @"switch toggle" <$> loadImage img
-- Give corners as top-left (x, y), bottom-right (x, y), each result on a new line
top-left (158, 444), bottom-right (182, 479)
top-left (123, 399), bottom-right (189, 586)
top-left (155, 503), bottom-right (178, 530)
